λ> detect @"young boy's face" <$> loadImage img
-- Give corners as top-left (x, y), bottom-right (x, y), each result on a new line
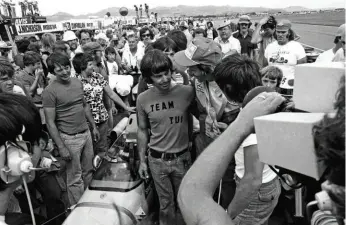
top-left (151, 70), bottom-right (172, 92)
top-left (262, 76), bottom-right (278, 90)
top-left (107, 53), bottom-right (116, 62)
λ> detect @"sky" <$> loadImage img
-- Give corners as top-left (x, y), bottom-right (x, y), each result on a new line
top-left (32, 0), bottom-right (345, 16)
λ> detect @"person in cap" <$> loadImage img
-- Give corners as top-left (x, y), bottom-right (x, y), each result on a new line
top-left (233, 15), bottom-right (258, 58)
top-left (179, 21), bottom-right (193, 45)
top-left (205, 21), bottom-right (218, 40)
top-left (214, 21), bottom-right (241, 56)
top-left (332, 24), bottom-right (346, 62)
top-left (137, 49), bottom-right (195, 225)
top-left (0, 41), bottom-right (12, 61)
top-left (264, 19), bottom-right (306, 97)
top-left (251, 16), bottom-right (277, 68)
top-left (63, 30), bottom-right (79, 59)
top-left (174, 37), bottom-right (239, 208)
top-left (316, 24), bottom-right (345, 62)
top-left (43, 52), bottom-right (99, 206)
top-left (82, 42), bottom-right (109, 78)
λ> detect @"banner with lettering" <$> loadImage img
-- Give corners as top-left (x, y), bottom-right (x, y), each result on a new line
top-left (14, 23), bottom-right (63, 35)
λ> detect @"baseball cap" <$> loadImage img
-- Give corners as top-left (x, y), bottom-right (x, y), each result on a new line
top-left (0, 41), bottom-right (12, 49)
top-left (95, 33), bottom-right (109, 41)
top-left (336, 24), bottom-right (345, 39)
top-left (217, 21), bottom-right (231, 30)
top-left (238, 15), bottom-right (251, 24)
top-left (173, 37), bottom-right (222, 67)
top-left (276, 19), bottom-right (292, 31)
top-left (63, 30), bottom-right (77, 42)
top-left (82, 42), bottom-right (103, 54)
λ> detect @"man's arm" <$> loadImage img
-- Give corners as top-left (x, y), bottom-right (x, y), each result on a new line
top-left (44, 107), bottom-right (71, 160)
top-left (178, 92), bottom-right (285, 225)
top-left (137, 98), bottom-right (150, 179)
top-left (251, 17), bottom-right (269, 44)
top-left (228, 144), bottom-right (264, 218)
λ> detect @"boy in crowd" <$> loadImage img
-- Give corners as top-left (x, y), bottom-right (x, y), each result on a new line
top-left (137, 49), bottom-right (195, 225)
top-left (260, 65), bottom-right (283, 92)
top-left (15, 51), bottom-right (45, 104)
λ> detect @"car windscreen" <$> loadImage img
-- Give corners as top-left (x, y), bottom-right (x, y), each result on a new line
top-left (90, 162), bottom-right (142, 192)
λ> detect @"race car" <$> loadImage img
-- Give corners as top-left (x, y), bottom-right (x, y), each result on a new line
top-left (63, 114), bottom-right (158, 225)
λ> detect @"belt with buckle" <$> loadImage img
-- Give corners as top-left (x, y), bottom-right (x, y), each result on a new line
top-left (150, 148), bottom-right (188, 161)
top-left (61, 129), bottom-right (88, 136)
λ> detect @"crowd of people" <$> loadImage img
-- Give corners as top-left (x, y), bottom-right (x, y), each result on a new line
top-left (0, 14), bottom-right (345, 225)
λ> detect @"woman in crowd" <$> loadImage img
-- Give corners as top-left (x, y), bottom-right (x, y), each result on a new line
top-left (74, 53), bottom-right (134, 155)
top-left (139, 27), bottom-right (154, 53)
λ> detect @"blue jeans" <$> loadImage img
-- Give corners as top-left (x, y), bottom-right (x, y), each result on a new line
top-left (233, 176), bottom-right (281, 225)
top-left (60, 130), bottom-right (94, 206)
top-left (148, 151), bottom-right (191, 225)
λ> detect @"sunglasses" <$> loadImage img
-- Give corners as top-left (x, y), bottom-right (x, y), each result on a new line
top-left (142, 34), bottom-right (151, 38)
top-left (240, 23), bottom-right (248, 26)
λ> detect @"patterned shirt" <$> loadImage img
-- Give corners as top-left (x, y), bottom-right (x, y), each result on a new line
top-left (80, 72), bottom-right (109, 124)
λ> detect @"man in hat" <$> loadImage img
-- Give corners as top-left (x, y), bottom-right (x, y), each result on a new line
top-left (174, 37), bottom-right (238, 208)
top-left (179, 21), bottom-right (193, 45)
top-left (332, 24), bottom-right (346, 62)
top-left (0, 41), bottom-right (12, 62)
top-left (233, 15), bottom-right (257, 58)
top-left (251, 16), bottom-right (277, 68)
top-left (316, 24), bottom-right (345, 62)
top-left (63, 30), bottom-right (79, 59)
top-left (264, 19), bottom-right (306, 97)
top-left (214, 21), bottom-right (241, 56)
top-left (83, 42), bottom-right (109, 78)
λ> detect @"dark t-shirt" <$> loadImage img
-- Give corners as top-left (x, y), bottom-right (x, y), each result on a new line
top-left (137, 84), bottom-right (195, 153)
top-left (233, 32), bottom-right (257, 57)
top-left (42, 78), bottom-right (88, 134)
top-left (16, 70), bottom-right (45, 103)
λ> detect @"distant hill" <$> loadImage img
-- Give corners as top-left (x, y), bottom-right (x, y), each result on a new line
top-left (46, 5), bottom-right (318, 22)
top-left (284, 6), bottom-right (310, 12)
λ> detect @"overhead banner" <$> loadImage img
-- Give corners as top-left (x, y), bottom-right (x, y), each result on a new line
top-left (15, 23), bottom-right (63, 35)
top-left (63, 21), bottom-right (98, 30)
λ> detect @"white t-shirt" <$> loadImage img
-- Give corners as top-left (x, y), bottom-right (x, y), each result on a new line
top-left (207, 29), bottom-right (213, 39)
top-left (265, 40), bottom-right (306, 89)
top-left (121, 48), bottom-right (144, 70)
top-left (235, 133), bottom-right (277, 183)
top-left (214, 36), bottom-right (241, 55)
top-left (106, 61), bottom-right (119, 75)
top-left (332, 48), bottom-right (345, 62)
top-left (315, 49), bottom-right (335, 62)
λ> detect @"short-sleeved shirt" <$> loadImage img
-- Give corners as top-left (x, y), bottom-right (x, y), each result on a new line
top-left (137, 84), bottom-right (195, 153)
top-left (80, 72), bottom-right (109, 124)
top-left (315, 48), bottom-right (335, 62)
top-left (42, 78), bottom-right (88, 135)
top-left (16, 70), bottom-right (45, 103)
top-left (233, 32), bottom-right (257, 57)
top-left (264, 40), bottom-right (306, 89)
top-left (235, 133), bottom-right (277, 183)
top-left (214, 36), bottom-right (241, 54)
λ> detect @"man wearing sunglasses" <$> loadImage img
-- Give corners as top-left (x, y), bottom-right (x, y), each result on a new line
top-left (233, 15), bottom-right (257, 58)
top-left (251, 16), bottom-right (277, 68)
